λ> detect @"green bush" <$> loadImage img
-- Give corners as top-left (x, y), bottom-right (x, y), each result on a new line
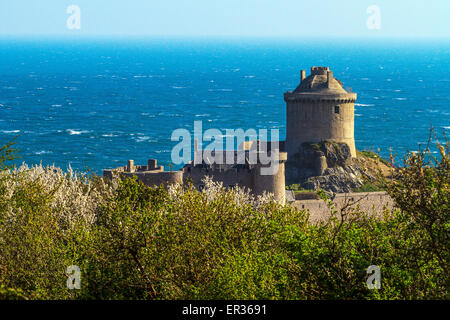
top-left (0, 139), bottom-right (448, 300)
top-left (359, 150), bottom-right (390, 166)
top-left (83, 178), bottom-right (308, 299)
top-left (353, 181), bottom-right (386, 192)
top-left (0, 138), bottom-right (18, 171)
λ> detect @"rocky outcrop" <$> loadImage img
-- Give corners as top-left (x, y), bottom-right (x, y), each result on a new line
top-left (286, 141), bottom-right (389, 193)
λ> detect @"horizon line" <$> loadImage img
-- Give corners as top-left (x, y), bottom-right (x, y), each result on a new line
top-left (0, 34), bottom-right (449, 42)
top-left (1, 33), bottom-right (450, 39)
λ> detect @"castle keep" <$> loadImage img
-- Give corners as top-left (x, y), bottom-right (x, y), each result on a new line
top-left (104, 66), bottom-right (367, 206)
top-left (284, 67), bottom-right (357, 159)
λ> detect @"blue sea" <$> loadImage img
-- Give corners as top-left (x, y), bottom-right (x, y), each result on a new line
top-left (0, 37), bottom-right (449, 172)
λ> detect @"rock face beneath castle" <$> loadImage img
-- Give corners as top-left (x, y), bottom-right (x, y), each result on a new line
top-left (287, 141), bottom-right (386, 193)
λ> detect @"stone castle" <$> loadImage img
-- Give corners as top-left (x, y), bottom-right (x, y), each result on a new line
top-left (103, 143), bottom-right (288, 203)
top-left (103, 66), bottom-right (393, 214)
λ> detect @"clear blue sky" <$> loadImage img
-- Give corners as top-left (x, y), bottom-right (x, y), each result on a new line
top-left (0, 0), bottom-right (449, 38)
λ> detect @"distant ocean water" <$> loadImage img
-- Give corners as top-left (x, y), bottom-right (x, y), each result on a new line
top-left (0, 37), bottom-right (449, 173)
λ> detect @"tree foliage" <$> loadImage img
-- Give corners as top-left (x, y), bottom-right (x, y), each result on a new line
top-left (0, 138), bottom-right (448, 299)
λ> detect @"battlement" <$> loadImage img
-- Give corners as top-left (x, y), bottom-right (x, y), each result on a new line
top-left (103, 158), bottom-right (183, 187)
top-left (103, 154), bottom-right (287, 203)
top-left (123, 158), bottom-right (164, 173)
top-left (287, 66), bottom-right (354, 98)
top-left (311, 66), bottom-right (330, 75)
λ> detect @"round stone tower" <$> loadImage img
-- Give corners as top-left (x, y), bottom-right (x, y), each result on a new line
top-left (252, 150), bottom-right (288, 204)
top-left (284, 67), bottom-right (357, 160)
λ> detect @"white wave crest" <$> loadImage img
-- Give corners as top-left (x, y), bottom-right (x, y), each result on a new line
top-left (66, 129), bottom-right (89, 135)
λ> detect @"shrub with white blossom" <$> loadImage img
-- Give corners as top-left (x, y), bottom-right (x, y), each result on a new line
top-left (0, 138), bottom-right (448, 300)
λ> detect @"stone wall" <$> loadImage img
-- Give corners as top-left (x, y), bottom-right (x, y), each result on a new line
top-left (183, 153), bottom-right (287, 203)
top-left (132, 171), bottom-right (184, 188)
top-left (291, 191), bottom-right (394, 223)
top-left (104, 156), bottom-right (288, 203)
top-left (285, 100), bottom-right (356, 159)
top-left (184, 165), bottom-right (254, 190)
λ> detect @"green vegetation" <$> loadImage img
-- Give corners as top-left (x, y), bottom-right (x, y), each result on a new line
top-left (286, 184), bottom-right (312, 192)
top-left (310, 142), bottom-right (322, 151)
top-left (310, 140), bottom-right (338, 151)
top-left (0, 139), bottom-right (448, 300)
top-left (0, 138), bottom-right (18, 171)
top-left (353, 181), bottom-right (386, 192)
top-left (359, 150), bottom-right (390, 166)
top-left (360, 150), bottom-right (378, 159)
